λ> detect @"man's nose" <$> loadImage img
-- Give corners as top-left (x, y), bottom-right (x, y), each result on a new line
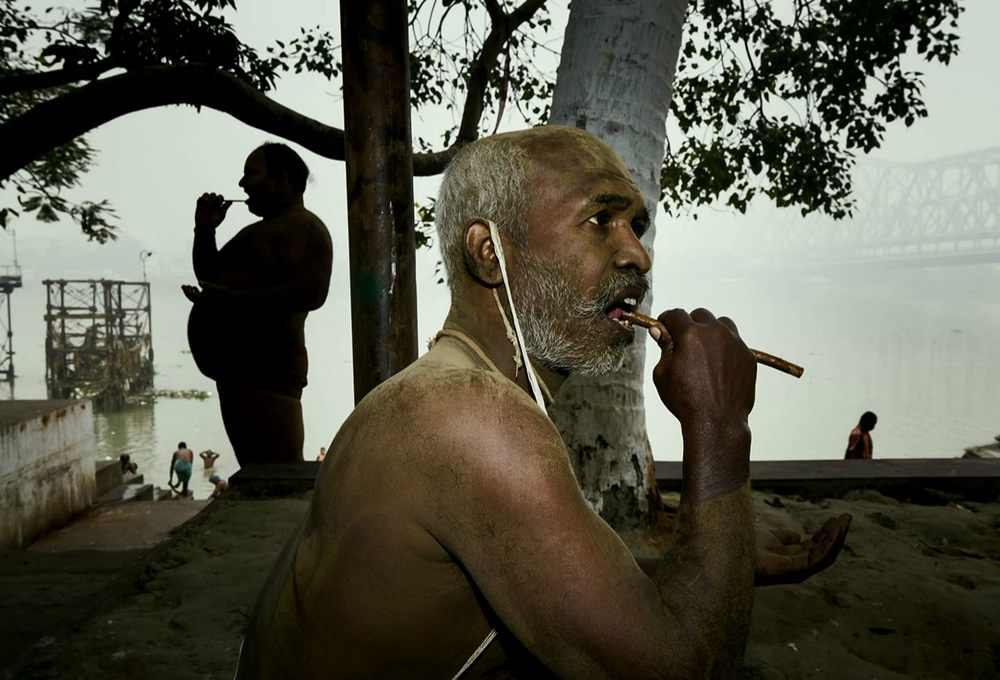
top-left (613, 226), bottom-right (652, 274)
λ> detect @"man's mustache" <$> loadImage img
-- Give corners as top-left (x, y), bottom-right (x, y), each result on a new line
top-left (574, 271), bottom-right (650, 318)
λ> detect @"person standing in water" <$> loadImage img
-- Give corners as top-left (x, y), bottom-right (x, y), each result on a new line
top-left (169, 442), bottom-right (195, 497)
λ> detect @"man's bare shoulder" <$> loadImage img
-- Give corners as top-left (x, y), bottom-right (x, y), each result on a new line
top-left (365, 356), bottom-right (549, 433)
top-left (279, 207), bottom-right (328, 234)
top-left (334, 355), bottom-right (563, 485)
top-left (253, 207), bottom-right (330, 244)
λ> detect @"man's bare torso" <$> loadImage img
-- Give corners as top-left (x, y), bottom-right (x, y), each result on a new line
top-left (237, 335), bottom-right (557, 679)
top-left (188, 209), bottom-right (326, 380)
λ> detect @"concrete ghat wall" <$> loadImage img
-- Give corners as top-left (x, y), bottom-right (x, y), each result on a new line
top-left (0, 400), bottom-right (96, 549)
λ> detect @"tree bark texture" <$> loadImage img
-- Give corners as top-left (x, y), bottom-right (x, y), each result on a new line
top-left (547, 0), bottom-right (687, 530)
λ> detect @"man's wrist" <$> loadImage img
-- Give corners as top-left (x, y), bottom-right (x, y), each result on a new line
top-left (680, 421), bottom-right (751, 502)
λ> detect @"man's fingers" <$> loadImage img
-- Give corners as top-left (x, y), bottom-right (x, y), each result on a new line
top-left (768, 528), bottom-right (802, 546)
top-left (717, 315), bottom-right (739, 336)
top-left (657, 307), bottom-right (693, 330)
top-left (810, 514), bottom-right (852, 570)
top-left (689, 307), bottom-right (718, 324)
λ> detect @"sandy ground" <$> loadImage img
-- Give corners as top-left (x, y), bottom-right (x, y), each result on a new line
top-left (2, 489), bottom-right (999, 680)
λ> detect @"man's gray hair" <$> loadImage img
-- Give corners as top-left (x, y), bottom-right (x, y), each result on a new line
top-left (436, 135), bottom-right (533, 291)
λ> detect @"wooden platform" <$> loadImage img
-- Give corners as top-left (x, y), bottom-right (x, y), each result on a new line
top-left (655, 457), bottom-right (1000, 502)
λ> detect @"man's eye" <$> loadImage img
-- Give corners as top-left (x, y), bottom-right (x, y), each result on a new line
top-left (586, 211), bottom-right (609, 226)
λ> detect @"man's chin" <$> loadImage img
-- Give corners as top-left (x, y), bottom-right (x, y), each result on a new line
top-left (573, 352), bottom-right (628, 378)
top-left (536, 347), bottom-right (628, 378)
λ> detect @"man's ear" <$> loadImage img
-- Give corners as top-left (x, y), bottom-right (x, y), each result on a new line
top-left (463, 220), bottom-right (504, 287)
top-left (275, 169), bottom-right (290, 186)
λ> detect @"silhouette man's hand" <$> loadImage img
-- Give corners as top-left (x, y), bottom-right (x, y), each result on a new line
top-left (181, 284), bottom-right (204, 303)
top-left (195, 192), bottom-right (232, 231)
top-left (181, 281), bottom-right (239, 303)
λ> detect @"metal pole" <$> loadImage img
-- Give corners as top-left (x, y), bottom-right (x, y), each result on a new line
top-left (340, 0), bottom-right (419, 404)
top-left (5, 291), bottom-right (12, 379)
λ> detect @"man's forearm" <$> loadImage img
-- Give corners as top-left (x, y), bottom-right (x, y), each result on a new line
top-left (653, 474), bottom-right (755, 674)
top-left (192, 228), bottom-right (220, 281)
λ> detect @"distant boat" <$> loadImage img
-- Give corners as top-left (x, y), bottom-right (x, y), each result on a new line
top-left (963, 434), bottom-right (1000, 459)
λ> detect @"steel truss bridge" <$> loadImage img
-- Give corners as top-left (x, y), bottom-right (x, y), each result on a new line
top-left (736, 147), bottom-right (1000, 270)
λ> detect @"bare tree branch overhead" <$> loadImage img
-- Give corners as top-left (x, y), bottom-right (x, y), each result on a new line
top-left (0, 64), bottom-right (346, 185)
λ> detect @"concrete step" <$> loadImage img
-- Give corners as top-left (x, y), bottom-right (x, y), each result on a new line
top-left (120, 484), bottom-right (154, 502)
top-left (94, 459), bottom-right (121, 497)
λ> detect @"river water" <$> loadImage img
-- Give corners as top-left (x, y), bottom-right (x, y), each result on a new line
top-left (3, 263), bottom-right (998, 500)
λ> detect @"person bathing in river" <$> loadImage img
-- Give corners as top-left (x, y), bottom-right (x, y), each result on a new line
top-left (199, 449), bottom-right (220, 469)
top-left (168, 442), bottom-right (194, 497)
top-left (208, 474), bottom-right (228, 499)
top-left (182, 143), bottom-right (333, 467)
top-left (235, 127), bottom-right (851, 679)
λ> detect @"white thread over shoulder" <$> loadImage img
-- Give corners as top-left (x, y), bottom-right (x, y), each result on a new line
top-left (487, 220), bottom-right (548, 417)
top-left (451, 220), bottom-right (550, 679)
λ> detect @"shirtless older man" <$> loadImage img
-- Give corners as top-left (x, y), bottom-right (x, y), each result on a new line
top-left (236, 127), bottom-right (846, 678)
top-left (182, 143), bottom-right (333, 466)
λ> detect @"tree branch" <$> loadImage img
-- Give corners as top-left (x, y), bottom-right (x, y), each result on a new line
top-left (2, 0), bottom-right (548, 183)
top-left (0, 64), bottom-right (346, 184)
top-left (0, 58), bottom-right (118, 96)
top-left (483, 0), bottom-right (505, 24)
top-left (414, 0), bottom-right (545, 174)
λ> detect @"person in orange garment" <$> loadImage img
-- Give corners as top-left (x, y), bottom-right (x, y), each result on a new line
top-left (845, 411), bottom-right (878, 459)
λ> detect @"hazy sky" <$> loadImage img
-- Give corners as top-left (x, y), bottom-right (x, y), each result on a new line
top-left (6, 0), bottom-right (998, 273)
top-left (3, 0), bottom-right (998, 459)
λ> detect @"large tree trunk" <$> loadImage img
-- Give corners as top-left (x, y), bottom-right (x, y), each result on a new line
top-left (547, 0), bottom-right (687, 530)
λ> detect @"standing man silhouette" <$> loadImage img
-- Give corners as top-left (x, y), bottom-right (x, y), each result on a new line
top-left (183, 143), bottom-right (333, 466)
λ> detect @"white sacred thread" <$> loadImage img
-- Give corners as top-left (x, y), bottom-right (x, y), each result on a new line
top-left (492, 287), bottom-right (523, 378)
top-left (487, 220), bottom-right (548, 417)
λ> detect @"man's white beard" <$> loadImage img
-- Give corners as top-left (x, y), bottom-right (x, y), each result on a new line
top-left (510, 251), bottom-right (643, 377)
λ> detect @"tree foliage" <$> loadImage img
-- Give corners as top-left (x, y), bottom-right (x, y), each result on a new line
top-left (664, 0), bottom-right (964, 218)
top-left (0, 0), bottom-right (966, 241)
top-left (0, 0), bottom-right (553, 241)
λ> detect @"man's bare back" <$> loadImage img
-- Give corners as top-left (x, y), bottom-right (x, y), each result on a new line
top-left (240, 337), bottom-right (542, 677)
